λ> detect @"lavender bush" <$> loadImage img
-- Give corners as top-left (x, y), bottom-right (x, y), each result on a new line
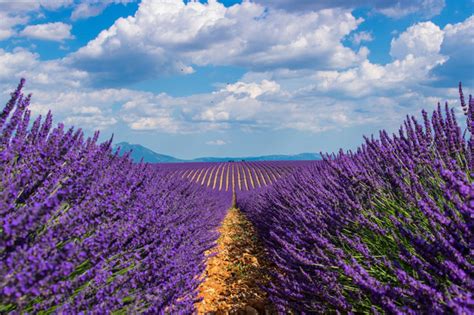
top-left (238, 84), bottom-right (473, 313)
top-left (0, 80), bottom-right (230, 313)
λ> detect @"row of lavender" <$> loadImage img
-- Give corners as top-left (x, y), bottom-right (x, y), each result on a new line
top-left (238, 85), bottom-right (473, 313)
top-left (159, 160), bottom-right (315, 192)
top-left (0, 80), bottom-right (230, 313)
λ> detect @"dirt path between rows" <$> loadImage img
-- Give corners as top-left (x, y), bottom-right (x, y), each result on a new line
top-left (195, 208), bottom-right (275, 314)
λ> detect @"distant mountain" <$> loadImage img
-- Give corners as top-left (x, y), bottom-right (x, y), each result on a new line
top-left (114, 142), bottom-right (322, 163)
top-left (114, 142), bottom-right (183, 163)
top-left (192, 152), bottom-right (322, 162)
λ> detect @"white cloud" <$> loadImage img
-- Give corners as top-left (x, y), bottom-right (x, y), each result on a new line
top-left (196, 109), bottom-right (230, 122)
top-left (351, 31), bottom-right (373, 45)
top-left (297, 21), bottom-right (450, 100)
top-left (71, 2), bottom-right (105, 20)
top-left (390, 21), bottom-right (444, 59)
top-left (434, 15), bottom-right (474, 85)
top-left (124, 117), bottom-right (172, 131)
top-left (68, 0), bottom-right (366, 86)
top-left (443, 15), bottom-right (474, 49)
top-left (0, 0), bottom-right (74, 41)
top-left (72, 106), bottom-right (102, 114)
top-left (206, 139), bottom-right (227, 145)
top-left (387, 16), bottom-right (473, 86)
top-left (0, 0), bottom-right (131, 25)
top-left (64, 115), bottom-right (117, 129)
top-left (0, 48), bottom-right (88, 87)
top-left (0, 12), bottom-right (27, 41)
top-left (20, 22), bottom-right (73, 42)
top-left (225, 80), bottom-right (280, 98)
top-left (71, 0), bottom-right (134, 20)
top-left (378, 0), bottom-right (445, 19)
top-left (215, 18), bottom-right (460, 130)
top-left (0, 0), bottom-right (127, 42)
top-left (0, 0), bottom-right (73, 13)
top-left (306, 55), bottom-right (446, 99)
top-left (0, 48), bottom-right (40, 80)
top-left (0, 11), bottom-right (470, 140)
top-left (25, 87), bottom-right (145, 132)
top-left (120, 95), bottom-right (183, 132)
top-left (253, 0), bottom-right (445, 18)
top-left (28, 88), bottom-right (137, 115)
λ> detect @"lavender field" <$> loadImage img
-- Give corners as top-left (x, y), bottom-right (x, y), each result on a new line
top-left (237, 87), bottom-right (473, 313)
top-left (0, 80), bottom-right (230, 313)
top-left (1, 0), bottom-right (473, 313)
top-left (1, 78), bottom-right (472, 313)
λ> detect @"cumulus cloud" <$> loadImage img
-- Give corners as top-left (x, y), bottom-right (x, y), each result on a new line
top-left (119, 93), bottom-right (187, 132)
top-left (351, 31), bottom-right (374, 45)
top-left (0, 0), bottom-right (73, 13)
top-left (64, 115), bottom-right (117, 129)
top-left (253, 0), bottom-right (445, 18)
top-left (0, 48), bottom-right (88, 87)
top-left (72, 105), bottom-right (102, 115)
top-left (434, 15), bottom-right (474, 85)
top-left (0, 11), bottom-right (470, 139)
top-left (206, 139), bottom-right (227, 145)
top-left (0, 12), bottom-right (27, 41)
top-left (20, 22), bottom-right (73, 42)
top-left (0, 0), bottom-right (131, 24)
top-left (71, 2), bottom-right (105, 20)
top-left (116, 78), bottom-right (379, 134)
top-left (0, 48), bottom-right (38, 80)
top-left (390, 21), bottom-right (444, 59)
top-left (67, 0), bottom-right (366, 86)
top-left (225, 80), bottom-right (280, 98)
top-left (304, 56), bottom-right (446, 99)
top-left (25, 87), bottom-right (148, 132)
top-left (188, 80), bottom-right (282, 126)
top-left (378, 0), bottom-right (445, 19)
top-left (0, 0), bottom-right (129, 43)
top-left (71, 0), bottom-right (135, 20)
top-left (443, 16), bottom-right (474, 55)
top-left (228, 17), bottom-right (465, 130)
top-left (0, 0), bottom-right (75, 41)
top-left (0, 48), bottom-right (114, 131)
top-left (294, 21), bottom-right (450, 100)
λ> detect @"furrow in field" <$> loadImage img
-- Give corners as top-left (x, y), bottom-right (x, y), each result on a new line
top-left (213, 163), bottom-right (223, 190)
top-left (200, 166), bottom-right (211, 186)
top-left (256, 166), bottom-right (267, 186)
top-left (239, 163), bottom-right (248, 191)
top-left (219, 163), bottom-right (225, 191)
top-left (236, 164), bottom-right (241, 191)
top-left (225, 163), bottom-right (230, 192)
top-left (251, 164), bottom-right (261, 188)
top-left (245, 164), bottom-right (255, 189)
top-left (191, 168), bottom-right (203, 182)
top-left (206, 165), bottom-right (217, 187)
top-left (264, 165), bottom-right (278, 182)
top-left (262, 163), bottom-right (277, 183)
top-left (187, 168), bottom-right (198, 179)
top-left (197, 167), bottom-right (207, 183)
top-left (181, 169), bottom-right (192, 178)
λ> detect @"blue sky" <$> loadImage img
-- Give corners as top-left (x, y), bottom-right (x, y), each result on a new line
top-left (0, 0), bottom-right (472, 158)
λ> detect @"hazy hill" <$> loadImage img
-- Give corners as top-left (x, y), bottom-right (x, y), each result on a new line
top-left (114, 142), bottom-right (322, 163)
top-left (192, 152), bottom-right (322, 162)
top-left (114, 142), bottom-right (184, 163)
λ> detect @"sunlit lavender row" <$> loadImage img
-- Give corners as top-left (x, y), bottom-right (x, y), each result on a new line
top-left (158, 160), bottom-right (315, 192)
top-left (237, 85), bottom-right (473, 313)
top-left (0, 80), bottom-right (230, 313)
